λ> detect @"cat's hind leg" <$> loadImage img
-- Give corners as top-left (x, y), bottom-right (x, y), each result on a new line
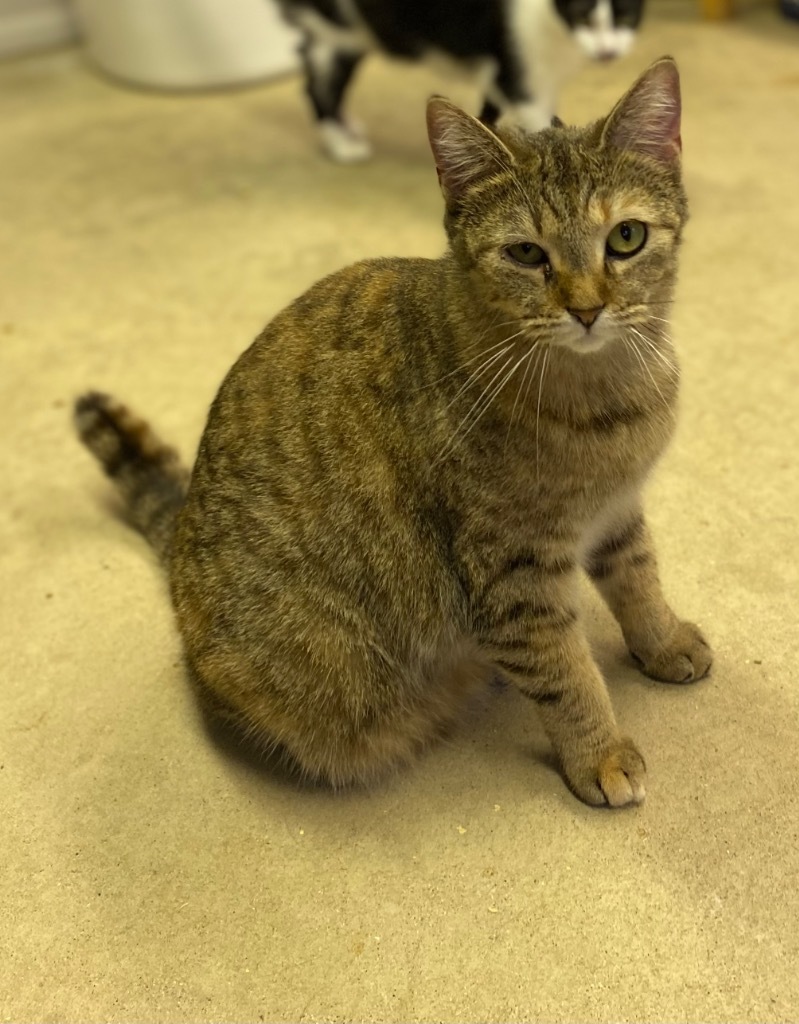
top-left (282, 644), bottom-right (493, 787)
top-left (189, 633), bottom-right (492, 788)
top-left (300, 38), bottom-right (371, 162)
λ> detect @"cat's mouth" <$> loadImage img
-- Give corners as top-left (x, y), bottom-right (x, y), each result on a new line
top-left (552, 313), bottom-right (614, 355)
top-left (510, 316), bottom-right (612, 356)
top-left (560, 329), bottom-right (610, 354)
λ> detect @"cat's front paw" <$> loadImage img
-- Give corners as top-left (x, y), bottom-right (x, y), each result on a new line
top-left (562, 737), bottom-right (646, 808)
top-left (633, 621), bottom-right (712, 684)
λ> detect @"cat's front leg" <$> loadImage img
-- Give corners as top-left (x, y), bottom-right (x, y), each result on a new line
top-left (586, 507), bottom-right (713, 683)
top-left (300, 38), bottom-right (372, 163)
top-left (475, 568), bottom-right (645, 806)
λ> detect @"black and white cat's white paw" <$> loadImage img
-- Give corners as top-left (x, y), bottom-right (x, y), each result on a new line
top-left (318, 119), bottom-right (373, 163)
top-left (506, 100), bottom-right (556, 135)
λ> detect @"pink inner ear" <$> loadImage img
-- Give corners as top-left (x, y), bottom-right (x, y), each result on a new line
top-left (428, 106), bottom-right (485, 199)
top-left (607, 61), bottom-right (683, 163)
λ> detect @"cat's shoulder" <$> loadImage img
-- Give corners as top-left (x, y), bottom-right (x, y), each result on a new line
top-left (235, 256), bottom-right (442, 373)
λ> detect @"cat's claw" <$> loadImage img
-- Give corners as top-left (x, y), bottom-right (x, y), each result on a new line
top-left (563, 737), bottom-right (647, 808)
top-left (633, 621), bottom-right (713, 684)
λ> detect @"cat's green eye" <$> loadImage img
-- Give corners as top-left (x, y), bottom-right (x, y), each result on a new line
top-left (506, 242), bottom-right (548, 267)
top-left (606, 220), bottom-right (647, 258)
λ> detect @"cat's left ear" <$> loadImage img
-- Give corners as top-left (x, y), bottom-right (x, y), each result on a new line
top-left (601, 56), bottom-right (682, 163)
top-left (426, 96), bottom-right (516, 203)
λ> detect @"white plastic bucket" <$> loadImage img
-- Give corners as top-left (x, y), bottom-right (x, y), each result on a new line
top-left (73, 0), bottom-right (299, 90)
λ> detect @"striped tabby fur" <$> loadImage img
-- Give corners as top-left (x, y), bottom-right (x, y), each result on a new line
top-left (76, 58), bottom-right (711, 806)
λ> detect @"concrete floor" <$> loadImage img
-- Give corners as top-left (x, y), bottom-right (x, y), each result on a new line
top-left (2, 2), bottom-right (798, 1021)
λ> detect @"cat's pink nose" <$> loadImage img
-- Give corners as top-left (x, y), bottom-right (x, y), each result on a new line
top-left (568, 306), bottom-right (604, 329)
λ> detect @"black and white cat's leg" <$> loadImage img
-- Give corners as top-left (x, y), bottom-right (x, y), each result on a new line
top-left (480, 50), bottom-right (556, 132)
top-left (478, 99), bottom-right (502, 127)
top-left (300, 38), bottom-right (371, 162)
top-left (585, 503), bottom-right (713, 683)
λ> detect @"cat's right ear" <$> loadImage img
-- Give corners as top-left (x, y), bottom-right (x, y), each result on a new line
top-left (426, 97), bottom-right (515, 204)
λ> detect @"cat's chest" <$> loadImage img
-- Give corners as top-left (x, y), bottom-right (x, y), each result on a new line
top-left (462, 403), bottom-right (673, 520)
top-left (545, 405), bottom-right (672, 483)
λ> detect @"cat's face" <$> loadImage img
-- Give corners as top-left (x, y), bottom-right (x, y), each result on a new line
top-left (555, 0), bottom-right (645, 61)
top-left (451, 134), bottom-right (684, 355)
top-left (428, 58), bottom-right (685, 357)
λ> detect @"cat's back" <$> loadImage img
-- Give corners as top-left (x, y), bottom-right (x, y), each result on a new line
top-left (280, 0), bottom-right (504, 57)
top-left (207, 255), bottom-right (444, 439)
top-left (251, 255), bottom-right (438, 362)
top-left (174, 255), bottom-right (450, 570)
top-left (171, 254), bottom-right (463, 668)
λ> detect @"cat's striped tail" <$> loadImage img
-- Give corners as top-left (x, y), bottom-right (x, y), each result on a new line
top-left (74, 391), bottom-right (190, 562)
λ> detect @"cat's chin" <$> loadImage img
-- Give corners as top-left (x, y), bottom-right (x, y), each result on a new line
top-left (557, 332), bottom-right (612, 356)
top-left (564, 340), bottom-right (608, 355)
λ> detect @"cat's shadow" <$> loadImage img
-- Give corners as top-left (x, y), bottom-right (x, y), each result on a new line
top-left (189, 670), bottom-right (325, 792)
top-left (191, 668), bottom-right (569, 798)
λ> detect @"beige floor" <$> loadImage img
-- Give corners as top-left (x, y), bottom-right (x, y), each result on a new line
top-left (2, 2), bottom-right (799, 1021)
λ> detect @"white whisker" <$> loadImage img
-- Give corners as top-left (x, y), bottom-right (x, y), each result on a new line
top-left (423, 334), bottom-right (518, 391)
top-left (443, 325), bottom-right (531, 409)
top-left (437, 354), bottom-right (516, 461)
top-left (443, 345), bottom-right (513, 409)
top-left (458, 348), bottom-right (532, 447)
top-left (628, 325), bottom-right (680, 379)
top-left (535, 346), bottom-right (550, 481)
top-left (437, 328), bottom-right (542, 461)
top-left (506, 339), bottom-right (542, 446)
top-left (623, 331), bottom-right (671, 413)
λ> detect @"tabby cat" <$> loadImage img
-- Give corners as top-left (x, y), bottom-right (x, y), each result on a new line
top-left (76, 57), bottom-right (711, 807)
top-left (276, 0), bottom-right (646, 161)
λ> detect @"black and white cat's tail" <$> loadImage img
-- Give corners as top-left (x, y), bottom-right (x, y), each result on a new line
top-left (74, 392), bottom-right (189, 561)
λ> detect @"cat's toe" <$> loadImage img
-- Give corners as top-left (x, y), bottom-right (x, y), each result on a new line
top-left (634, 621), bottom-right (713, 684)
top-left (563, 737), bottom-right (646, 808)
top-left (597, 740), bottom-right (647, 806)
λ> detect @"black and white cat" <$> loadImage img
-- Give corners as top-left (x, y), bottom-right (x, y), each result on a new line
top-left (276, 0), bottom-right (646, 161)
